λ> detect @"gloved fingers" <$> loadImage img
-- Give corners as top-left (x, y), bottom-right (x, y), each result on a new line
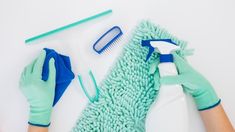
top-left (47, 58), bottom-right (56, 84)
top-left (149, 59), bottom-right (160, 74)
top-left (172, 53), bottom-right (191, 73)
top-left (19, 67), bottom-right (27, 87)
top-left (22, 67), bottom-right (27, 78)
top-left (160, 75), bottom-right (186, 85)
top-left (33, 50), bottom-right (46, 77)
top-left (153, 73), bottom-right (161, 91)
top-left (19, 62), bottom-right (35, 88)
top-left (25, 59), bottom-right (37, 76)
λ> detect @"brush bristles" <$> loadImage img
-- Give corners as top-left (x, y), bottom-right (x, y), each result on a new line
top-left (101, 36), bottom-right (122, 53)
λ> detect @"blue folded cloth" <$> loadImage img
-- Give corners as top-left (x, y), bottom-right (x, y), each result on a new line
top-left (42, 48), bottom-right (75, 106)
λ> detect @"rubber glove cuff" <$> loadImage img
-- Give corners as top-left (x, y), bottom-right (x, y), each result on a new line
top-left (194, 88), bottom-right (221, 111)
top-left (28, 106), bottom-right (52, 127)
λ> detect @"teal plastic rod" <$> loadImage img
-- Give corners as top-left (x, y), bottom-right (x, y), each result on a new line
top-left (25, 9), bottom-right (112, 44)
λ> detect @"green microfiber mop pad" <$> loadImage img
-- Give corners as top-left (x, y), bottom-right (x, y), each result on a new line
top-left (72, 20), bottom-right (191, 132)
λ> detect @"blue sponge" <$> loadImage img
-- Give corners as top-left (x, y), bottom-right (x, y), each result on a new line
top-left (42, 48), bottom-right (75, 106)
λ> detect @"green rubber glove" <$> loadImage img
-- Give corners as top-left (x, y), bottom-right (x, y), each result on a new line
top-left (160, 53), bottom-right (220, 111)
top-left (19, 50), bottom-right (56, 127)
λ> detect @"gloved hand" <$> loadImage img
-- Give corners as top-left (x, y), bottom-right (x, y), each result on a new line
top-left (19, 50), bottom-right (56, 127)
top-left (160, 53), bottom-right (220, 111)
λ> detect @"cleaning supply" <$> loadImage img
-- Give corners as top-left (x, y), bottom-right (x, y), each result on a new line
top-left (25, 9), bottom-right (113, 44)
top-left (72, 21), bottom-right (191, 132)
top-left (78, 26), bottom-right (123, 102)
top-left (42, 48), bottom-right (75, 106)
top-left (19, 50), bottom-right (56, 127)
top-left (161, 53), bottom-right (220, 110)
top-left (77, 70), bottom-right (100, 103)
top-left (142, 39), bottom-right (189, 132)
top-left (93, 26), bottom-right (123, 54)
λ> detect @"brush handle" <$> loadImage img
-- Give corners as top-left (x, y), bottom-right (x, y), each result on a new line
top-left (25, 10), bottom-right (112, 44)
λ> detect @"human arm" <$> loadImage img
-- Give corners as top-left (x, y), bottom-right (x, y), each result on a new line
top-left (160, 53), bottom-right (234, 132)
top-left (200, 104), bottom-right (234, 132)
top-left (28, 125), bottom-right (48, 132)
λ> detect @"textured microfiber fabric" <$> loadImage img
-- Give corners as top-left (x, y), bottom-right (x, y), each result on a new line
top-left (72, 21), bottom-right (189, 132)
top-left (42, 48), bottom-right (75, 106)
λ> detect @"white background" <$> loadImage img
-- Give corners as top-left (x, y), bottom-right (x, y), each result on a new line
top-left (0, 0), bottom-right (235, 132)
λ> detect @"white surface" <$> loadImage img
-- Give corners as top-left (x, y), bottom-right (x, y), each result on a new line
top-left (0, 0), bottom-right (235, 132)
